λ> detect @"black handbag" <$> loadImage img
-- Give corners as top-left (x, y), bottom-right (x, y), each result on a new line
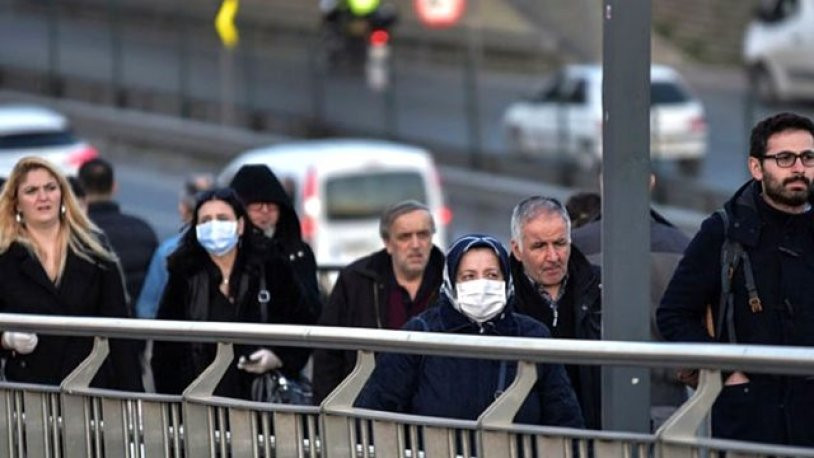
top-left (249, 266), bottom-right (314, 405)
top-left (251, 370), bottom-right (314, 405)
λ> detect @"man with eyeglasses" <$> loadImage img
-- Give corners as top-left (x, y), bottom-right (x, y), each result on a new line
top-left (658, 112), bottom-right (814, 446)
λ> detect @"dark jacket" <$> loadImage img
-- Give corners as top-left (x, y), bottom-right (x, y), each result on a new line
top-left (235, 166), bottom-right (322, 318)
top-left (312, 246), bottom-right (445, 403)
top-left (151, 244), bottom-right (316, 399)
top-left (658, 180), bottom-right (814, 446)
top-left (572, 210), bottom-right (690, 415)
top-left (510, 246), bottom-right (602, 429)
top-left (87, 201), bottom-right (158, 305)
top-left (355, 296), bottom-right (584, 427)
top-left (0, 242), bottom-right (143, 391)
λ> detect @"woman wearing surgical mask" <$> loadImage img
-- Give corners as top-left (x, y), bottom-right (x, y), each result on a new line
top-left (151, 188), bottom-right (316, 399)
top-left (355, 234), bottom-right (584, 426)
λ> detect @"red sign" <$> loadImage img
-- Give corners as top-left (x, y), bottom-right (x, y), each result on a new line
top-left (414, 0), bottom-right (466, 28)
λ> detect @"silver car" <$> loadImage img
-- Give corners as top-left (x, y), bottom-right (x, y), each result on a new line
top-left (0, 105), bottom-right (98, 179)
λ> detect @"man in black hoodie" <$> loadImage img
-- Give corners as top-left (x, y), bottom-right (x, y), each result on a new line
top-left (230, 164), bottom-right (321, 317)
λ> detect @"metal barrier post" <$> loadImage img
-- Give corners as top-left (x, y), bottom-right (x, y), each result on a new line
top-left (182, 341), bottom-right (235, 457)
top-left (321, 349), bottom-right (376, 458)
top-left (478, 360), bottom-right (537, 458)
top-left (60, 336), bottom-right (109, 458)
top-left (656, 369), bottom-right (721, 457)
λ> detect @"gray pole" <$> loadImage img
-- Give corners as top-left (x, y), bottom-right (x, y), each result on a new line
top-left (601, 0), bottom-right (652, 432)
top-left (464, 0), bottom-right (483, 168)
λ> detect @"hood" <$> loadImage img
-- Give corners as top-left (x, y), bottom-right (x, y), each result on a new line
top-left (229, 164), bottom-right (303, 245)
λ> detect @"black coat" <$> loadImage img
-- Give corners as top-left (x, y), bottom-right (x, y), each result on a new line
top-left (151, 244), bottom-right (316, 399)
top-left (510, 247), bottom-right (602, 429)
top-left (658, 180), bottom-right (814, 445)
top-left (312, 247), bottom-right (445, 403)
top-left (0, 242), bottom-right (143, 391)
top-left (572, 210), bottom-right (690, 413)
top-left (87, 201), bottom-right (158, 306)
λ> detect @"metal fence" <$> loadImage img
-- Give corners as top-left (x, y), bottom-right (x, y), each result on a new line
top-left (1, 313), bottom-right (814, 457)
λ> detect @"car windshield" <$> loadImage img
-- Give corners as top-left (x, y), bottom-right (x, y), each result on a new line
top-left (325, 171), bottom-right (427, 220)
top-left (651, 82), bottom-right (690, 105)
top-left (0, 131), bottom-right (77, 149)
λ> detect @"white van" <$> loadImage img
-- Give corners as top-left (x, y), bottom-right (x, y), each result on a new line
top-left (218, 139), bottom-right (451, 270)
top-left (744, 0), bottom-right (814, 102)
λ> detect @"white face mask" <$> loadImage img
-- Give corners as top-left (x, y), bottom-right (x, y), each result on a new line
top-left (454, 279), bottom-right (507, 323)
top-left (196, 220), bottom-right (239, 256)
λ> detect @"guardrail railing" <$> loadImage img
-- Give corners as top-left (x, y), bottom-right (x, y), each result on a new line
top-left (1, 314), bottom-right (813, 457)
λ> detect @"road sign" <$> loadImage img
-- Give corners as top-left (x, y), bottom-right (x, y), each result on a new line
top-left (215, 0), bottom-right (239, 48)
top-left (414, 0), bottom-right (466, 28)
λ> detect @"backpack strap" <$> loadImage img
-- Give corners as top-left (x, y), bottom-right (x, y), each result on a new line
top-left (715, 208), bottom-right (762, 343)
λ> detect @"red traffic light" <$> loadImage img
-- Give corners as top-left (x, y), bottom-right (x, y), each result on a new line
top-left (369, 29), bottom-right (390, 47)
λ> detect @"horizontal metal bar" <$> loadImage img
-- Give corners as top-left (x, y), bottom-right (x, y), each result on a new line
top-left (2, 314), bottom-right (814, 375)
top-left (664, 435), bottom-right (814, 457)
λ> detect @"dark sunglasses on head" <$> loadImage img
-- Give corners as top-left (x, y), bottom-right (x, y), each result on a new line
top-left (762, 150), bottom-right (814, 168)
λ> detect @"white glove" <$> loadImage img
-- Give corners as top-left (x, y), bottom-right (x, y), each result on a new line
top-left (237, 348), bottom-right (282, 374)
top-left (1, 332), bottom-right (38, 354)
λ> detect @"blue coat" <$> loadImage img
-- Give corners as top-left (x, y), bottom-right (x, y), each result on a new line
top-left (355, 297), bottom-right (584, 427)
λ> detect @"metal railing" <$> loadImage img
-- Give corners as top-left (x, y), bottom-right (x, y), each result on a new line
top-left (1, 313), bottom-right (814, 457)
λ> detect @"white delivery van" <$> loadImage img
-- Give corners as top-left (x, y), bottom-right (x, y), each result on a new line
top-left (744, 0), bottom-right (814, 103)
top-left (218, 138), bottom-right (451, 270)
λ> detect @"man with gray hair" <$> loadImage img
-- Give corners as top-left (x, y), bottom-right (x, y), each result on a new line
top-left (509, 196), bottom-right (602, 429)
top-left (313, 200), bottom-right (445, 403)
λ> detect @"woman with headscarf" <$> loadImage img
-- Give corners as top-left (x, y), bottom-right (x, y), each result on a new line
top-left (0, 156), bottom-right (142, 390)
top-left (355, 233), bottom-right (583, 426)
top-left (151, 188), bottom-right (316, 399)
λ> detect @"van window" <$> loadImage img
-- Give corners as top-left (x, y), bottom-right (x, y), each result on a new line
top-left (0, 130), bottom-right (77, 149)
top-left (325, 171), bottom-right (427, 220)
top-left (651, 82), bottom-right (689, 105)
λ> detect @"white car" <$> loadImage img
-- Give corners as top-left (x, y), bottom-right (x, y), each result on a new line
top-left (744, 0), bottom-right (814, 103)
top-left (502, 64), bottom-right (708, 175)
top-left (0, 105), bottom-right (98, 179)
top-left (218, 139), bottom-right (451, 271)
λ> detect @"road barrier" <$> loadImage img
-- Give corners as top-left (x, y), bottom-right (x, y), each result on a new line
top-left (1, 314), bottom-right (813, 457)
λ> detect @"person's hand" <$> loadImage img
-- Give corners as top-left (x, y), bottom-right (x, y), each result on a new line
top-left (724, 371), bottom-right (750, 386)
top-left (237, 348), bottom-right (282, 374)
top-left (1, 332), bottom-right (38, 354)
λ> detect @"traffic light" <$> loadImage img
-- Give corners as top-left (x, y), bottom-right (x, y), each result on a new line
top-left (347, 0), bottom-right (380, 16)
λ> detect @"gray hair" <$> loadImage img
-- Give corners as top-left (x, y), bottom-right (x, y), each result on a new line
top-left (379, 200), bottom-right (435, 240)
top-left (510, 196), bottom-right (572, 245)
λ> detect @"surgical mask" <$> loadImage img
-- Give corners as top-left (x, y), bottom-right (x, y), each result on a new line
top-left (196, 220), bottom-right (239, 256)
top-left (454, 279), bottom-right (507, 323)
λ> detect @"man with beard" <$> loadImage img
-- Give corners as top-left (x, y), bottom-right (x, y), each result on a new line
top-left (658, 112), bottom-right (814, 446)
top-left (509, 196), bottom-right (602, 429)
top-left (313, 200), bottom-right (445, 403)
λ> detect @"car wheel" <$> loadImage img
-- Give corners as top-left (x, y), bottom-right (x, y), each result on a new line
top-left (677, 158), bottom-right (701, 177)
top-left (750, 65), bottom-right (779, 105)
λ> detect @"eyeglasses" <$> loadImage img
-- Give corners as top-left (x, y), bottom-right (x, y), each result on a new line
top-left (762, 150), bottom-right (814, 168)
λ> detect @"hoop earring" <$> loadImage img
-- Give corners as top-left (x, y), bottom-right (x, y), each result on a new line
top-left (15, 212), bottom-right (22, 224)
top-left (60, 204), bottom-right (66, 216)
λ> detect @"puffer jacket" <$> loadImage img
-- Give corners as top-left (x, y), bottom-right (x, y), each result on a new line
top-left (354, 296), bottom-right (584, 427)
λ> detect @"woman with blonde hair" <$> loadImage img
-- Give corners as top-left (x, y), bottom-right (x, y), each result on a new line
top-left (0, 156), bottom-right (142, 390)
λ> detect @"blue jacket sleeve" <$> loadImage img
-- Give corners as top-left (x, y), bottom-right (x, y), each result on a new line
top-left (134, 243), bottom-right (169, 319)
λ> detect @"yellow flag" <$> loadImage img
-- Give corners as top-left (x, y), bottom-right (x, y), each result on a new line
top-left (215, 0), bottom-right (239, 48)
